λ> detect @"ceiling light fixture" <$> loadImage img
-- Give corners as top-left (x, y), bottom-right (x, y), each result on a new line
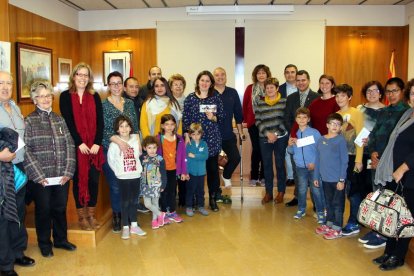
top-left (186, 5), bottom-right (294, 15)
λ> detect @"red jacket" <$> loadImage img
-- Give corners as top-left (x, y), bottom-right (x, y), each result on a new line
top-left (242, 84), bottom-right (256, 128)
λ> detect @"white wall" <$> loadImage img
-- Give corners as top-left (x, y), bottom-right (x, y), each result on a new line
top-left (244, 20), bottom-right (325, 92)
top-left (78, 5), bottom-right (406, 31)
top-left (407, 2), bottom-right (414, 79)
top-left (9, 0), bottom-right (78, 30)
top-left (157, 20), bottom-right (235, 93)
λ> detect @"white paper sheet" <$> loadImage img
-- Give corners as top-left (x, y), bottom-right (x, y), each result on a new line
top-left (16, 136), bottom-right (25, 152)
top-left (45, 176), bottom-right (63, 186)
top-left (199, 104), bottom-right (217, 113)
top-left (296, 135), bottom-right (316, 148)
top-left (354, 127), bottom-right (370, 147)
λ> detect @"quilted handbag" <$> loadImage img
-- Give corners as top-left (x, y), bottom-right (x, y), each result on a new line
top-left (357, 184), bottom-right (414, 239)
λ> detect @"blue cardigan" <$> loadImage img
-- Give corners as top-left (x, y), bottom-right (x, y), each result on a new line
top-left (186, 139), bottom-right (209, 176)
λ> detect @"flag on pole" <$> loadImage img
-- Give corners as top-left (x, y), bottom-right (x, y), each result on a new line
top-left (129, 52), bottom-right (133, 77)
top-left (385, 50), bottom-right (395, 106)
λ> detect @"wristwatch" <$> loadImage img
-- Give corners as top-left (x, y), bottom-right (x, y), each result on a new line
top-left (339, 179), bottom-right (345, 183)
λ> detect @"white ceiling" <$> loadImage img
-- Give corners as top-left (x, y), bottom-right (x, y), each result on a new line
top-left (58, 0), bottom-right (414, 11)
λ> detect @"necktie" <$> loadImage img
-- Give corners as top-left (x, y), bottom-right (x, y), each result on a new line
top-left (300, 92), bottom-right (306, 107)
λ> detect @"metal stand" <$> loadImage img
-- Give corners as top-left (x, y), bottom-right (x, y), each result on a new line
top-left (239, 136), bottom-right (244, 203)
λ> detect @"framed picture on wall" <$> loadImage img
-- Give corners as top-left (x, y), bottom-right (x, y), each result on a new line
top-left (16, 42), bottom-right (52, 103)
top-left (0, 41), bottom-right (11, 72)
top-left (58, 58), bottom-right (72, 83)
top-left (103, 51), bottom-right (132, 85)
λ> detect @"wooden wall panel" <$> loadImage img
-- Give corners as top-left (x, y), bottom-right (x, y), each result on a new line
top-left (8, 5), bottom-right (80, 116)
top-left (0, 0), bottom-right (9, 41)
top-left (79, 29), bottom-right (157, 90)
top-left (325, 26), bottom-right (409, 107)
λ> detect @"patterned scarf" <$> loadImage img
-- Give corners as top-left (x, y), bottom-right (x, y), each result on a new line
top-left (71, 92), bottom-right (104, 206)
top-left (375, 108), bottom-right (414, 186)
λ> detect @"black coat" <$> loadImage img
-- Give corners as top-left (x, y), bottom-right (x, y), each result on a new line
top-left (284, 89), bottom-right (319, 133)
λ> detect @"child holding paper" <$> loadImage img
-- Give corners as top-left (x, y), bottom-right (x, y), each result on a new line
top-left (334, 84), bottom-right (365, 237)
top-left (287, 107), bottom-right (324, 222)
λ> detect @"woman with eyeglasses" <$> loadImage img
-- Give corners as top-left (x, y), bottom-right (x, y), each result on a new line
top-left (404, 78), bottom-right (414, 107)
top-left (24, 81), bottom-right (76, 257)
top-left (101, 71), bottom-right (139, 233)
top-left (59, 62), bottom-right (105, 231)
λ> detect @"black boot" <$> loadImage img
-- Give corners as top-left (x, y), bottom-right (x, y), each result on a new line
top-left (209, 194), bottom-right (219, 212)
top-left (112, 212), bottom-right (121, 233)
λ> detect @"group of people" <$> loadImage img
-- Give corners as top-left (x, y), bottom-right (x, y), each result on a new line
top-left (242, 63), bottom-right (414, 271)
top-left (1, 59), bottom-right (414, 275)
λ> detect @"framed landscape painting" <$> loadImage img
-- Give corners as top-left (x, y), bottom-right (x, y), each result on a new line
top-left (16, 42), bottom-right (52, 103)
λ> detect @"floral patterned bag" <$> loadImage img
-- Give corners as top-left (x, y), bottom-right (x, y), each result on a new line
top-left (357, 184), bottom-right (414, 238)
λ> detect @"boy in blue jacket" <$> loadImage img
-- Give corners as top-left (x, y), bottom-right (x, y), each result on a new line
top-left (186, 123), bottom-right (209, 217)
top-left (288, 107), bottom-right (324, 222)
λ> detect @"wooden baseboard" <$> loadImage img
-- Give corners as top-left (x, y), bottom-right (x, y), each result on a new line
top-left (27, 209), bottom-right (112, 248)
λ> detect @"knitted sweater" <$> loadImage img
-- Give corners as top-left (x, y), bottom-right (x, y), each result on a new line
top-left (254, 96), bottom-right (287, 138)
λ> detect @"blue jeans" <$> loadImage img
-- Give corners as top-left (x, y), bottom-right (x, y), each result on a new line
top-left (186, 174), bottom-right (205, 208)
top-left (259, 135), bottom-right (288, 196)
top-left (323, 181), bottom-right (345, 231)
top-left (103, 148), bottom-right (121, 213)
top-left (296, 167), bottom-right (324, 214)
top-left (285, 149), bottom-right (294, 180)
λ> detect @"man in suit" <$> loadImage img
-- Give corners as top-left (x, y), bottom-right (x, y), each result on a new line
top-left (284, 70), bottom-right (319, 207)
top-left (279, 64), bottom-right (298, 99)
top-left (279, 64), bottom-right (298, 188)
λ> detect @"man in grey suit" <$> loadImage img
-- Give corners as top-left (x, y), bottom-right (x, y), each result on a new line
top-left (284, 70), bottom-right (319, 207)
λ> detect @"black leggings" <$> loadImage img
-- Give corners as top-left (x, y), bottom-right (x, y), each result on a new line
top-left (160, 170), bottom-right (177, 212)
top-left (118, 178), bottom-right (140, 226)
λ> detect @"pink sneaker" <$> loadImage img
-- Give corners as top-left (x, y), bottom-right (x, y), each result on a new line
top-left (315, 224), bottom-right (331, 235)
top-left (157, 212), bottom-right (165, 227)
top-left (323, 229), bottom-right (342, 240)
top-left (152, 219), bottom-right (159, 230)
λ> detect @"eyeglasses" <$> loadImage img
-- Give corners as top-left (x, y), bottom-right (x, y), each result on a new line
top-left (366, 88), bottom-right (379, 94)
top-left (76, 73), bottom-right (89, 78)
top-left (385, 89), bottom-right (400, 95)
top-left (172, 83), bottom-right (183, 87)
top-left (36, 94), bottom-right (53, 100)
top-left (0, 81), bottom-right (12, 87)
top-left (109, 82), bottom-right (123, 87)
top-left (328, 122), bottom-right (342, 127)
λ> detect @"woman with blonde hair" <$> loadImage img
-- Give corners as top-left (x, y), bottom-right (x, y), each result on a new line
top-left (59, 63), bottom-right (104, 231)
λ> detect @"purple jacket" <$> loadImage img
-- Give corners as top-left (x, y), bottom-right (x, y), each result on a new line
top-left (156, 134), bottom-right (188, 175)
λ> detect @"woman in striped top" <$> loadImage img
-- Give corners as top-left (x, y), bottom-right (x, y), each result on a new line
top-left (254, 77), bottom-right (288, 205)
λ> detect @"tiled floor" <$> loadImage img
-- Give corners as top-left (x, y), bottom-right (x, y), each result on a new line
top-left (16, 192), bottom-right (413, 276)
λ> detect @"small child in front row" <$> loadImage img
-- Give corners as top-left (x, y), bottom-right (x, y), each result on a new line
top-left (157, 114), bottom-right (188, 223)
top-left (185, 123), bottom-right (209, 217)
top-left (287, 107), bottom-right (324, 222)
top-left (314, 113), bottom-right (349, 240)
top-left (107, 115), bottom-right (146, 240)
top-left (141, 136), bottom-right (168, 230)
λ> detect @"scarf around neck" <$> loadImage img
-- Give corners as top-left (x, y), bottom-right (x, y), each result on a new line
top-left (375, 108), bottom-right (414, 186)
top-left (264, 93), bottom-right (281, 106)
top-left (71, 92), bottom-right (104, 206)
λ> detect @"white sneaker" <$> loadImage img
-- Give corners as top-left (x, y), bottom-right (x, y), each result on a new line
top-left (121, 227), bottom-right (130, 240)
top-left (130, 225), bottom-right (147, 236)
top-left (221, 175), bottom-right (232, 189)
